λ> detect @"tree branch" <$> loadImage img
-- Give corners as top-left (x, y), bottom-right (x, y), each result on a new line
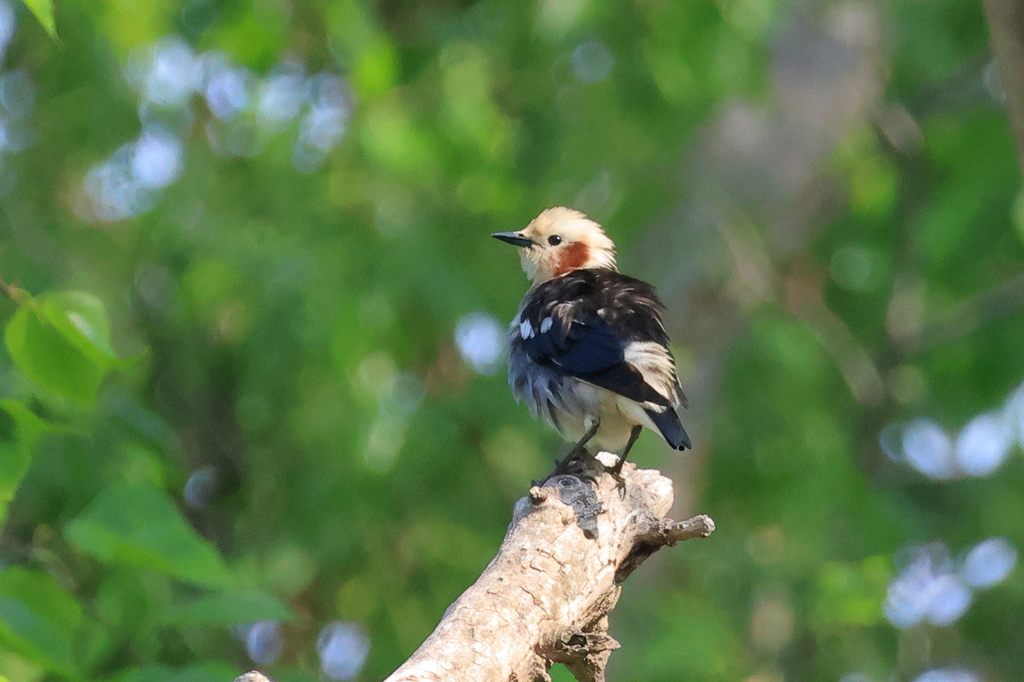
top-left (383, 462), bottom-right (712, 682)
top-left (235, 463), bottom-right (714, 682)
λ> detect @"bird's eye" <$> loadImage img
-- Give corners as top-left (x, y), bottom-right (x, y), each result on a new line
top-left (547, 235), bottom-right (563, 246)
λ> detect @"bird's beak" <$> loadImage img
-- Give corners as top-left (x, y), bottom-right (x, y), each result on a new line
top-left (492, 231), bottom-right (535, 248)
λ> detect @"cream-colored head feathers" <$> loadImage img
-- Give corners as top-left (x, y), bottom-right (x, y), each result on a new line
top-left (510, 207), bottom-right (617, 285)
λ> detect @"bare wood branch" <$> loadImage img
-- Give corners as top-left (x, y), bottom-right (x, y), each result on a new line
top-left (375, 462), bottom-right (715, 682)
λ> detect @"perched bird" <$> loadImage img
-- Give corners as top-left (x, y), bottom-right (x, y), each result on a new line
top-left (493, 207), bottom-right (690, 475)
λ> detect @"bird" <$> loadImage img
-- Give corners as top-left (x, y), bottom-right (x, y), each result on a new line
top-left (493, 206), bottom-right (690, 478)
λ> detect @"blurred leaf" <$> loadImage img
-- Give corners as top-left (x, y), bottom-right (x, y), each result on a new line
top-left (65, 481), bottom-right (233, 588)
top-left (4, 292), bottom-right (135, 406)
top-left (639, 596), bottom-right (740, 679)
top-left (92, 569), bottom-right (171, 657)
top-left (814, 556), bottom-right (891, 628)
top-left (21, 0), bottom-right (56, 40)
top-left (98, 0), bottom-right (176, 53)
top-left (117, 662), bottom-right (239, 682)
top-left (360, 98), bottom-right (438, 179)
top-left (261, 667), bottom-right (319, 682)
top-left (849, 154), bottom-right (898, 219)
top-left (0, 400), bottom-right (48, 526)
top-left (160, 589), bottom-right (296, 627)
top-left (352, 37), bottom-right (399, 98)
top-left (0, 567), bottom-right (81, 677)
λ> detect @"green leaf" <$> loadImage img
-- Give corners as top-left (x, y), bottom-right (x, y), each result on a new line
top-left (65, 482), bottom-right (233, 588)
top-left (0, 567), bottom-right (82, 676)
top-left (5, 300), bottom-right (103, 405)
top-left (42, 292), bottom-right (120, 361)
top-left (0, 400), bottom-right (49, 526)
top-left (160, 589), bottom-right (296, 628)
top-left (21, 0), bottom-right (56, 40)
top-left (4, 291), bottom-right (134, 406)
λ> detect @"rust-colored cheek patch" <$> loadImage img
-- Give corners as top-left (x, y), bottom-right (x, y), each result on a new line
top-left (553, 242), bottom-right (589, 275)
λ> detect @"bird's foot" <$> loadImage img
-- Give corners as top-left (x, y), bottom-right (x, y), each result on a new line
top-left (605, 458), bottom-right (627, 496)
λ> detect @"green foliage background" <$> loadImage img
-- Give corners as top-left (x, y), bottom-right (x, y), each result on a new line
top-left (0, 0), bottom-right (1022, 680)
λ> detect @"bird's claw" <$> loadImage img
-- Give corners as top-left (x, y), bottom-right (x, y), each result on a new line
top-left (608, 469), bottom-right (626, 496)
top-left (601, 454), bottom-right (627, 496)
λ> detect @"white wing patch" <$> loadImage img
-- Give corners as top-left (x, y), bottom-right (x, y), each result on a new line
top-left (623, 341), bottom-right (680, 406)
top-left (520, 318), bottom-right (535, 339)
top-left (540, 317), bottom-right (553, 334)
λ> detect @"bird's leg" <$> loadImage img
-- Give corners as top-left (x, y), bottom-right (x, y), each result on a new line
top-left (567, 417), bottom-right (601, 461)
top-left (546, 418), bottom-right (602, 480)
top-left (607, 425), bottom-right (643, 476)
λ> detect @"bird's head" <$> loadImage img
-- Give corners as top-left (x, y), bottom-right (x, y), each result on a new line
top-left (492, 207), bottom-right (617, 285)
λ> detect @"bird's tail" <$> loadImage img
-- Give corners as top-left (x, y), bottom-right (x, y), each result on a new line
top-left (645, 407), bottom-right (692, 450)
